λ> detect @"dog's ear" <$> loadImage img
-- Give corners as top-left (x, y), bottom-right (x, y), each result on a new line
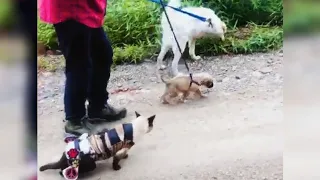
top-left (147, 115), bottom-right (156, 127)
top-left (135, 111), bottom-right (141, 117)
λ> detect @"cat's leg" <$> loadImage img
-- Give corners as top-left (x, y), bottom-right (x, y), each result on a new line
top-left (112, 156), bottom-right (121, 170)
top-left (112, 148), bottom-right (129, 170)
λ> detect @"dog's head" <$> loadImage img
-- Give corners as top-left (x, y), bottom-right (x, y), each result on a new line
top-left (195, 72), bottom-right (214, 88)
top-left (133, 111), bottom-right (156, 134)
top-left (201, 9), bottom-right (227, 41)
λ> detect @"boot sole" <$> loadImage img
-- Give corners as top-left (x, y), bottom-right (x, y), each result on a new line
top-left (65, 127), bottom-right (90, 136)
top-left (88, 109), bottom-right (127, 123)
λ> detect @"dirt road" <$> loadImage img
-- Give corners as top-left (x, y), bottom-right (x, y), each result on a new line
top-left (38, 51), bottom-right (283, 180)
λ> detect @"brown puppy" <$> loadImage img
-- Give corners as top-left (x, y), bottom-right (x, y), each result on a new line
top-left (160, 72), bottom-right (214, 104)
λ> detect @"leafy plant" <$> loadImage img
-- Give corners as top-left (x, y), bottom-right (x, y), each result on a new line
top-left (37, 0), bottom-right (283, 66)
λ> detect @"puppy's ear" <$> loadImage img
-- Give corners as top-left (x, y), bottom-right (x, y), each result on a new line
top-left (147, 115), bottom-right (156, 127)
top-left (135, 111), bottom-right (141, 117)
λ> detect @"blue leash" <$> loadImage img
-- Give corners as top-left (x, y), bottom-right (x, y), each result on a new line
top-left (148, 0), bottom-right (207, 22)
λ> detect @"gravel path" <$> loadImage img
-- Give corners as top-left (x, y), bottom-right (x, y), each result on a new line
top-left (38, 51), bottom-right (283, 180)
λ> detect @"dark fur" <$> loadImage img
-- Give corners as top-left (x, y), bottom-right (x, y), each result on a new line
top-left (39, 153), bottom-right (97, 174)
top-left (205, 81), bottom-right (213, 88)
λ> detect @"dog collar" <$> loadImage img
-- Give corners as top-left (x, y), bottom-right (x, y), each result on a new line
top-left (188, 73), bottom-right (200, 88)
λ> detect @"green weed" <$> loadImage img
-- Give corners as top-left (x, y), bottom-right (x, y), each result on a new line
top-left (196, 24), bottom-right (283, 55)
top-left (37, 0), bottom-right (283, 67)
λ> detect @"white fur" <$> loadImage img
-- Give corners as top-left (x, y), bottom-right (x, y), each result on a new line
top-left (131, 115), bottom-right (153, 141)
top-left (113, 113), bottom-right (154, 158)
top-left (157, 0), bottom-right (226, 76)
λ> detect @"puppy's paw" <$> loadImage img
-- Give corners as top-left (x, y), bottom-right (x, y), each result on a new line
top-left (181, 99), bottom-right (189, 103)
top-left (191, 55), bottom-right (202, 60)
top-left (200, 94), bottom-right (208, 98)
top-left (113, 164), bottom-right (121, 171)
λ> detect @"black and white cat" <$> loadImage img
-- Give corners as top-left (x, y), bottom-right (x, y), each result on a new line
top-left (39, 111), bottom-right (156, 180)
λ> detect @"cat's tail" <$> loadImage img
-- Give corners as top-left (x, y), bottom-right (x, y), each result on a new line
top-left (39, 153), bottom-right (66, 171)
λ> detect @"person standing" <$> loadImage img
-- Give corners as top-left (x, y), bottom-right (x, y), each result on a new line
top-left (39, 0), bottom-right (127, 135)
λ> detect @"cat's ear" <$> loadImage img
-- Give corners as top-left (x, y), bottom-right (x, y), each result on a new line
top-left (147, 115), bottom-right (156, 127)
top-left (135, 111), bottom-right (141, 118)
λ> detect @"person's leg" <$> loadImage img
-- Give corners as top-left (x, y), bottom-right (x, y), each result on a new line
top-left (87, 27), bottom-right (126, 122)
top-left (54, 20), bottom-right (91, 135)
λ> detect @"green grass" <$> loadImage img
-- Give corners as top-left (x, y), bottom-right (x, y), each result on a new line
top-left (0, 0), bottom-right (15, 29)
top-left (37, 0), bottom-right (283, 68)
top-left (284, 1), bottom-right (320, 35)
top-left (196, 24), bottom-right (282, 55)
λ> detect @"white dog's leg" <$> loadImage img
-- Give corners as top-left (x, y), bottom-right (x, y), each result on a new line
top-left (171, 38), bottom-right (187, 76)
top-left (188, 38), bottom-right (201, 60)
top-left (157, 43), bottom-right (170, 70)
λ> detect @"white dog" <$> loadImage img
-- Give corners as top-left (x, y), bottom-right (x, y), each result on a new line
top-left (157, 0), bottom-right (227, 76)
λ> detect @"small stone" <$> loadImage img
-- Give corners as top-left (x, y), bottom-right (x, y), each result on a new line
top-left (260, 67), bottom-right (273, 74)
top-left (221, 67), bottom-right (228, 71)
top-left (149, 77), bottom-right (157, 82)
top-left (232, 66), bottom-right (237, 71)
top-left (217, 79), bottom-right (223, 82)
top-left (117, 84), bottom-right (122, 87)
top-left (252, 71), bottom-right (262, 77)
top-left (42, 72), bottom-right (52, 77)
top-left (235, 76), bottom-right (241, 79)
top-left (222, 77), bottom-right (229, 82)
top-left (238, 91), bottom-right (245, 95)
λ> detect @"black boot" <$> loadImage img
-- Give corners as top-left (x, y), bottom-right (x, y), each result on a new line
top-left (64, 118), bottom-right (91, 136)
top-left (87, 103), bottom-right (127, 123)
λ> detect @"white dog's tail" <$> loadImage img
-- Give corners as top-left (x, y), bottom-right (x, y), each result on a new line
top-left (167, 0), bottom-right (181, 7)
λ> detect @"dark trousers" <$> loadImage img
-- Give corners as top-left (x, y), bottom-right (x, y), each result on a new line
top-left (54, 20), bottom-right (113, 121)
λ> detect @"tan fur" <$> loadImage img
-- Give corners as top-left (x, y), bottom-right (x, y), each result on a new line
top-left (160, 72), bottom-right (214, 104)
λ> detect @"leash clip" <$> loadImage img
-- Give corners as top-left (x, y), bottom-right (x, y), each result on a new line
top-left (206, 18), bottom-right (213, 28)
